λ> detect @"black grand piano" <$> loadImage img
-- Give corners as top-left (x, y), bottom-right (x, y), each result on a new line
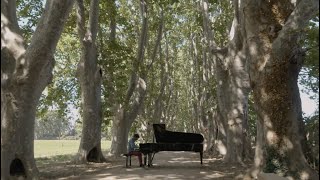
top-left (139, 124), bottom-right (204, 166)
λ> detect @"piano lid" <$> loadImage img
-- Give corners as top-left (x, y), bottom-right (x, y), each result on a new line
top-left (153, 124), bottom-right (204, 144)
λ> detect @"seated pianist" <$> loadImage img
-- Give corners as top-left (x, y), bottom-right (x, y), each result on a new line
top-left (128, 133), bottom-right (144, 167)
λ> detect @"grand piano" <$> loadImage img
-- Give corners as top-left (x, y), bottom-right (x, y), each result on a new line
top-left (139, 124), bottom-right (204, 166)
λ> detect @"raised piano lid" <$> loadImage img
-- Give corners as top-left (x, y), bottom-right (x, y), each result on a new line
top-left (152, 124), bottom-right (204, 144)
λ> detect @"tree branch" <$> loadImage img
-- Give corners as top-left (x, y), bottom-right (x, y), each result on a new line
top-left (1, 0), bottom-right (21, 35)
top-left (27, 0), bottom-right (75, 73)
top-left (88, 0), bottom-right (100, 42)
top-left (125, 0), bottom-right (148, 105)
top-left (76, 0), bottom-right (86, 43)
top-left (272, 0), bottom-right (319, 61)
top-left (1, 0), bottom-right (25, 66)
top-left (127, 77), bottom-right (147, 125)
top-left (145, 8), bottom-right (164, 75)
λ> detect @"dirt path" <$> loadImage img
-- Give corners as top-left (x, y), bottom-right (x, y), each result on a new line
top-left (39, 152), bottom-right (251, 179)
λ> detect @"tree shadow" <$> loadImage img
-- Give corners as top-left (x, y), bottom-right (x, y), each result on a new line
top-left (37, 151), bottom-right (252, 179)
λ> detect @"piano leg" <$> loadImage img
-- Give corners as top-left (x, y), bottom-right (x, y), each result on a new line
top-left (142, 153), bottom-right (152, 166)
top-left (200, 151), bottom-right (203, 164)
top-left (144, 155), bottom-right (147, 166)
top-left (147, 153), bottom-right (153, 167)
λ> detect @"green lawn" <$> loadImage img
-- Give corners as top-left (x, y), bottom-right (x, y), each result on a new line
top-left (34, 140), bottom-right (111, 158)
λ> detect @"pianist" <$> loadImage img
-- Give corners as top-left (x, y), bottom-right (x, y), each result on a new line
top-left (128, 133), bottom-right (144, 167)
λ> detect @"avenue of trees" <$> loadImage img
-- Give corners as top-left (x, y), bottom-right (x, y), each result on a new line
top-left (1, 0), bottom-right (319, 179)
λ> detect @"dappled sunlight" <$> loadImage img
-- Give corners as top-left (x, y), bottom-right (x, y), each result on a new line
top-left (235, 117), bottom-right (242, 124)
top-left (2, 73), bottom-right (9, 82)
top-left (232, 137), bottom-right (241, 144)
top-left (248, 23), bottom-right (271, 72)
top-left (170, 157), bottom-right (193, 161)
top-left (168, 160), bottom-right (200, 164)
top-left (138, 77), bottom-right (146, 90)
top-left (282, 136), bottom-right (293, 150)
top-left (260, 88), bottom-right (269, 103)
top-left (1, 14), bottom-right (26, 59)
top-left (266, 130), bottom-right (279, 144)
top-left (216, 140), bottom-right (227, 155)
top-left (36, 151), bottom-right (250, 179)
top-left (254, 154), bottom-right (263, 167)
top-left (112, 136), bottom-right (118, 142)
top-left (227, 119), bottom-right (235, 125)
top-left (258, 173), bottom-right (289, 180)
top-left (232, 109), bottom-right (239, 116)
top-left (271, 4), bottom-right (287, 26)
top-left (300, 170), bottom-right (310, 180)
top-left (248, 42), bottom-right (258, 57)
top-left (266, 131), bottom-right (295, 152)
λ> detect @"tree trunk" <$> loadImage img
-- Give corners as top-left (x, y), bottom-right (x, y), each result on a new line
top-left (201, 0), bottom-right (252, 163)
top-left (112, 0), bottom-right (165, 154)
top-left (204, 110), bottom-right (215, 154)
top-left (190, 32), bottom-right (201, 133)
top-left (243, 0), bottom-right (319, 179)
top-left (110, 0), bottom-right (148, 156)
top-left (152, 57), bottom-right (166, 123)
top-left (110, 105), bottom-right (127, 156)
top-left (152, 10), bottom-right (165, 123)
top-left (75, 0), bottom-right (106, 163)
top-left (1, 0), bottom-right (74, 179)
top-left (219, 54), bottom-right (252, 163)
top-left (162, 32), bottom-right (172, 124)
top-left (110, 77), bottom-right (147, 156)
top-left (109, 0), bottom-right (116, 43)
top-left (212, 109), bottom-right (228, 156)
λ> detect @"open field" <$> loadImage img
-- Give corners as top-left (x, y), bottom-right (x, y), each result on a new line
top-left (34, 140), bottom-right (111, 158)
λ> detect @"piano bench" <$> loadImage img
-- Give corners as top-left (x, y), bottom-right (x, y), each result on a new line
top-left (122, 153), bottom-right (132, 167)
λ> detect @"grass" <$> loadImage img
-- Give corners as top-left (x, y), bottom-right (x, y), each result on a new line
top-left (34, 140), bottom-right (111, 158)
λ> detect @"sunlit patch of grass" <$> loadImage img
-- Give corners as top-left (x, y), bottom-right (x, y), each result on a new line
top-left (34, 140), bottom-right (111, 158)
top-left (34, 140), bottom-right (111, 171)
top-left (36, 153), bottom-right (115, 179)
top-left (36, 154), bottom-right (75, 167)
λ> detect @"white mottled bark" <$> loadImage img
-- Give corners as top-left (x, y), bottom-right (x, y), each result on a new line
top-left (1, 0), bottom-right (74, 179)
top-left (242, 0), bottom-right (319, 179)
top-left (201, 0), bottom-right (252, 163)
top-left (75, 0), bottom-right (106, 163)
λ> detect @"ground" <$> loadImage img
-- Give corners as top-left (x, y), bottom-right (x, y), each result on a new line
top-left (37, 151), bottom-right (252, 179)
